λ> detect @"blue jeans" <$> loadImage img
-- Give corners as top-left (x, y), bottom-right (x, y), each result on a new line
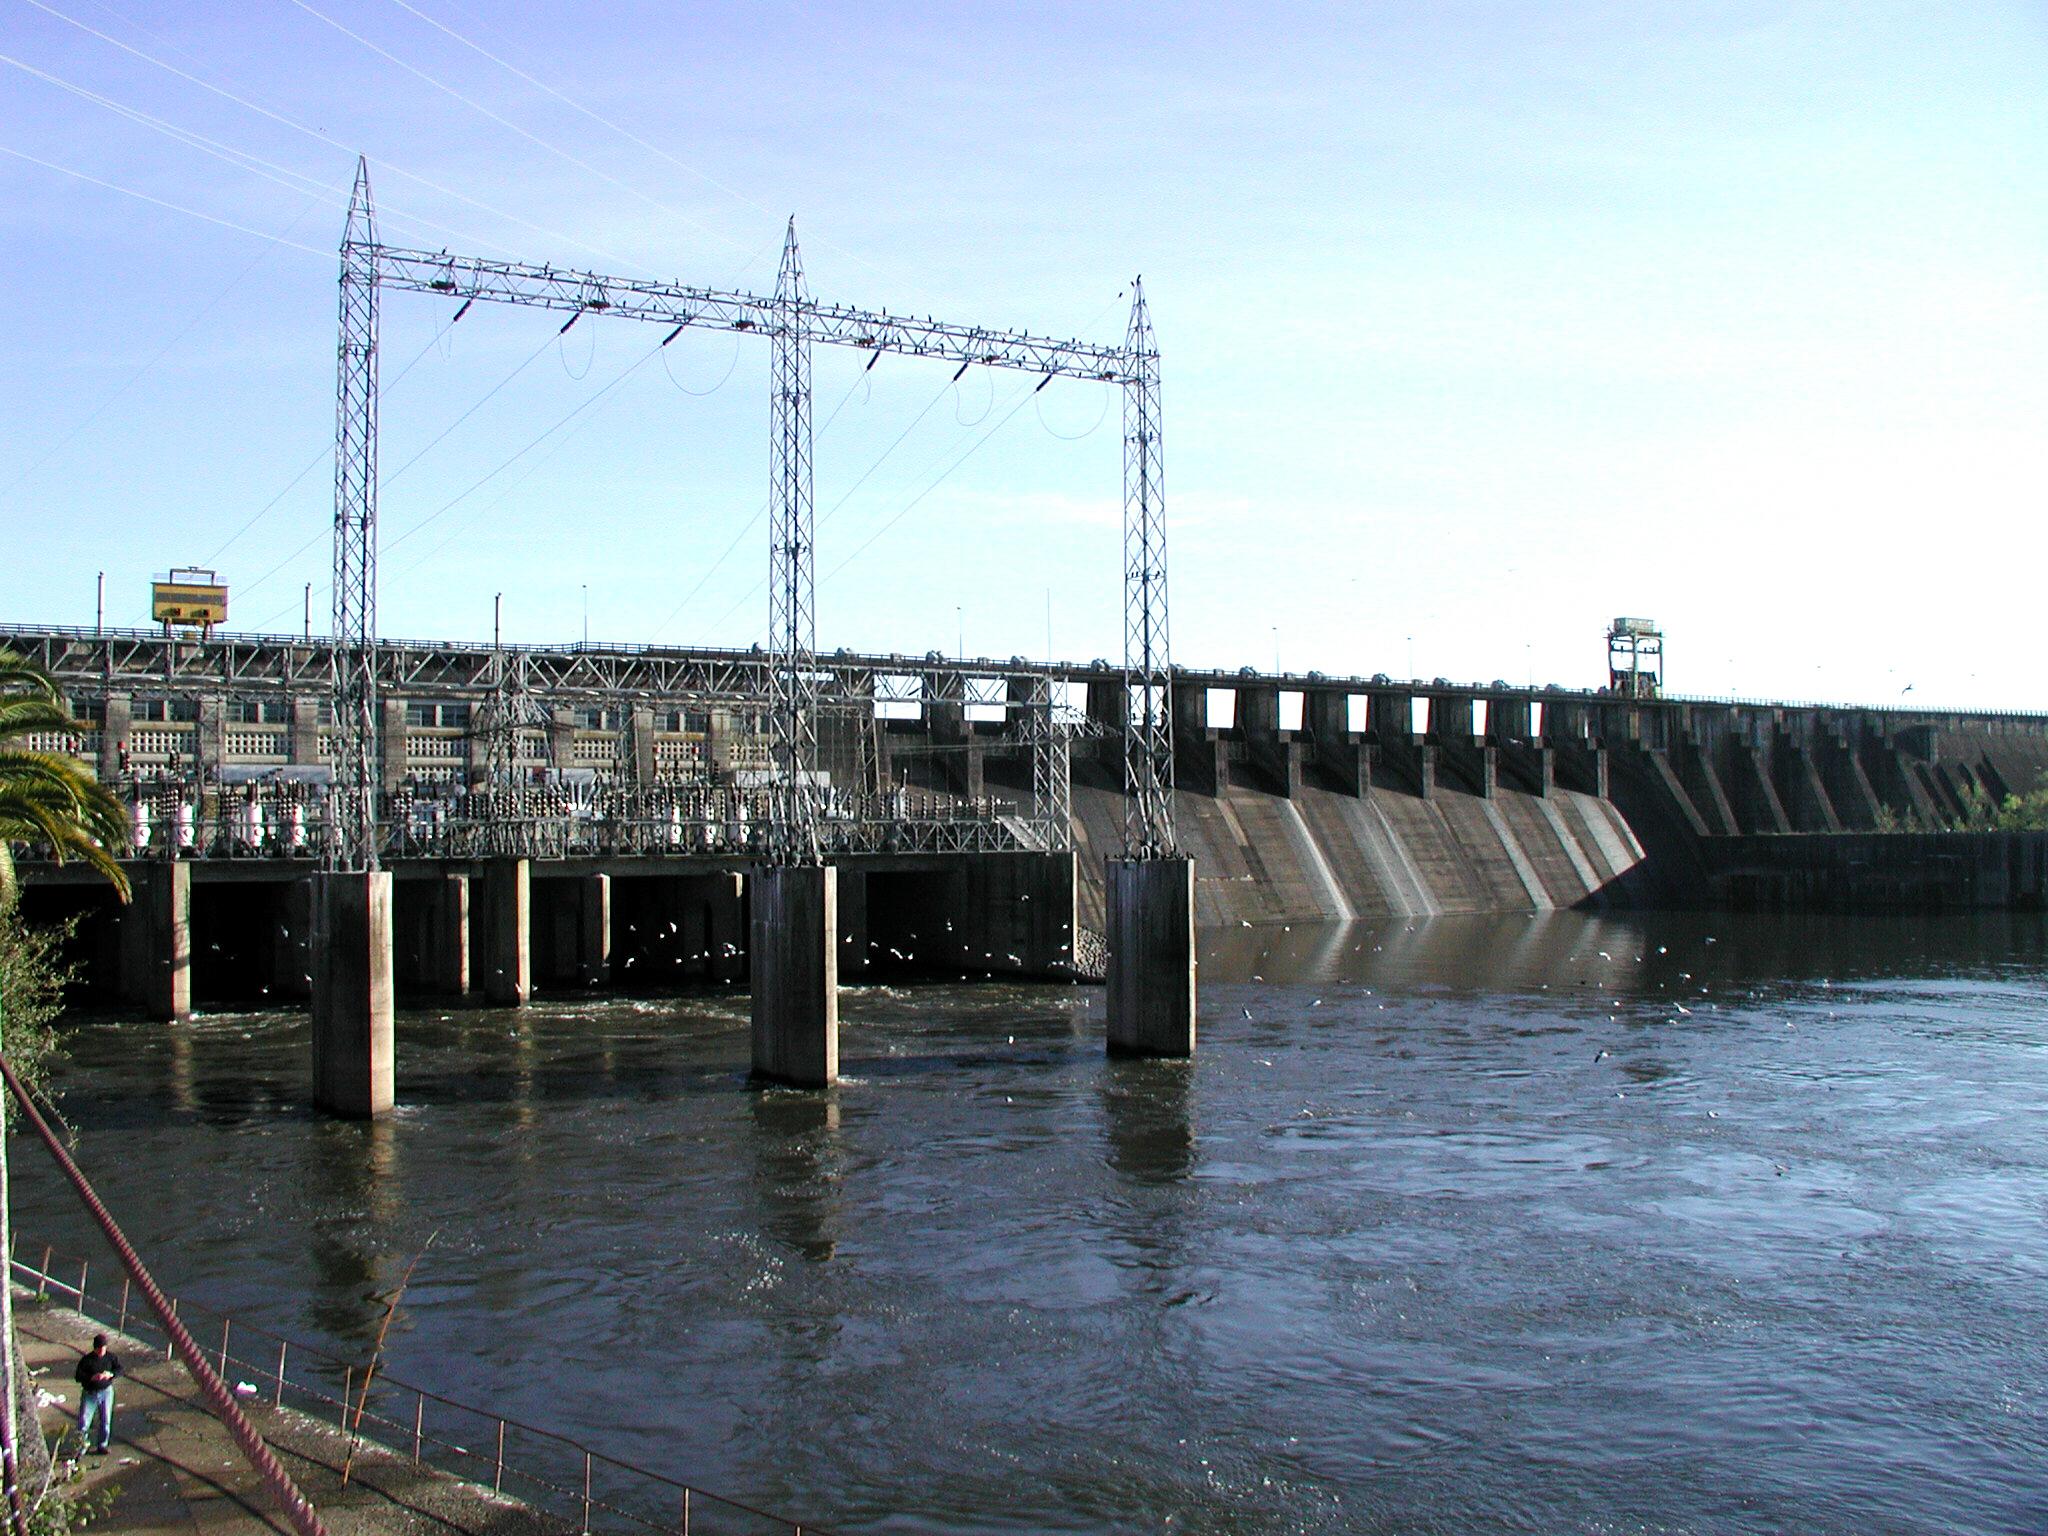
top-left (76, 1385), bottom-right (113, 1451)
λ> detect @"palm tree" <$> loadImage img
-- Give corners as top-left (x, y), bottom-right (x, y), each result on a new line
top-left (0, 649), bottom-right (129, 904)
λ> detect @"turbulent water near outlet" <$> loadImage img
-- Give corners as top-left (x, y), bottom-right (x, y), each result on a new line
top-left (11, 911), bottom-right (2048, 1536)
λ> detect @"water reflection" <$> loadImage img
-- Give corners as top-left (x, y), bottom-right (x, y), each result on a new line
top-left (747, 1090), bottom-right (842, 1265)
top-left (301, 1116), bottom-right (402, 1349)
top-left (1199, 909), bottom-right (2048, 996)
top-left (1100, 1059), bottom-right (1194, 1186)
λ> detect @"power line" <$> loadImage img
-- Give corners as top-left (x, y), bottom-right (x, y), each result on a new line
top-left (823, 378), bottom-right (1043, 583)
top-left (0, 181), bottom-right (333, 505)
top-left (816, 375), bottom-right (957, 530)
top-left (266, 332), bottom-right (676, 629)
top-left (381, 331), bottom-right (554, 487)
top-left (0, 142), bottom-right (331, 254)
top-left (204, 319), bottom-right (459, 569)
top-left (378, 0), bottom-right (912, 293)
top-left (645, 361), bottom-right (887, 643)
top-left (670, 367), bottom-right (1037, 648)
top-left (19, 0), bottom-right (668, 275)
top-left (382, 337), bottom-right (669, 556)
top-left (0, 48), bottom-right (520, 258)
top-left (283, 0), bottom-right (748, 257)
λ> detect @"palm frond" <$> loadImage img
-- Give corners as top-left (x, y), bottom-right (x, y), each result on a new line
top-left (0, 649), bottom-right (131, 901)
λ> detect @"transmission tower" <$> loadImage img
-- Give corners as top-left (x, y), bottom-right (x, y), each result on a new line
top-left (1121, 279), bottom-right (1175, 858)
top-left (329, 156), bottom-right (380, 872)
top-left (1026, 673), bottom-right (1073, 844)
top-left (768, 221), bottom-right (821, 863)
top-left (338, 169), bottom-right (1177, 863)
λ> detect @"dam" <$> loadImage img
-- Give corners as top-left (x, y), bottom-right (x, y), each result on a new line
top-left (12, 621), bottom-right (2048, 1022)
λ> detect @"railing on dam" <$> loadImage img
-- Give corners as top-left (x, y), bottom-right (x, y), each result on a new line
top-left (13, 1240), bottom-right (834, 1535)
top-left (110, 782), bottom-right (1059, 864)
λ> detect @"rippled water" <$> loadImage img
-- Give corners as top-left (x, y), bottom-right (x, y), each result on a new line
top-left (12, 911), bottom-right (2048, 1535)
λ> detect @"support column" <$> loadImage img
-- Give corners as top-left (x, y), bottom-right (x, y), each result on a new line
top-left (479, 857), bottom-right (530, 1005)
top-left (119, 861), bottom-right (190, 1020)
top-left (1106, 857), bottom-right (1196, 1057)
top-left (311, 870), bottom-right (394, 1118)
top-left (100, 693), bottom-right (132, 780)
top-left (750, 864), bottom-right (838, 1088)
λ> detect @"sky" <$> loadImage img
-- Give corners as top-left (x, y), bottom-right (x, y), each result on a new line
top-left (3, 0), bottom-right (2045, 709)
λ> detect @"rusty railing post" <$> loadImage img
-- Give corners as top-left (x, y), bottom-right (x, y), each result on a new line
top-left (77, 1259), bottom-right (88, 1306)
top-left (493, 1420), bottom-right (505, 1493)
top-left (36, 1246), bottom-right (50, 1298)
top-left (117, 1278), bottom-right (130, 1335)
top-left (412, 1392), bottom-right (423, 1464)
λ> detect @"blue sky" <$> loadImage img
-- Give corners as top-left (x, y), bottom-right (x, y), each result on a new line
top-left (4, 1), bottom-right (2045, 708)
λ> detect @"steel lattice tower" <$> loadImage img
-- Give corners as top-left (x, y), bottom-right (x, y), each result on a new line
top-left (1027, 673), bottom-right (1073, 846)
top-left (768, 219), bottom-right (822, 863)
top-left (1121, 278), bottom-right (1176, 857)
top-left (330, 156), bottom-right (381, 872)
top-left (334, 193), bottom-right (1171, 865)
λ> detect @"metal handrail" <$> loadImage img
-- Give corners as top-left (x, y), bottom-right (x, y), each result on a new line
top-left (12, 1239), bottom-right (830, 1535)
top-left (9, 622), bottom-right (2044, 721)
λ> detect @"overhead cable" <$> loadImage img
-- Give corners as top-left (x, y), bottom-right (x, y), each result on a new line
top-left (0, 182), bottom-right (332, 506)
top-left (0, 50), bottom-right (496, 256)
top-left (213, 322), bottom-right (467, 574)
top-left (284, 0), bottom-right (746, 255)
top-left (0, 143), bottom-right (329, 255)
top-left (18, 0), bottom-right (665, 275)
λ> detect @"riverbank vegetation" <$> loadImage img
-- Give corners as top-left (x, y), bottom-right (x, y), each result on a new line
top-left (1872, 772), bottom-right (2048, 834)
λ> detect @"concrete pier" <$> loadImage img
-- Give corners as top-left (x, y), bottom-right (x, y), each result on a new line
top-left (117, 861), bottom-right (190, 1021)
top-left (310, 870), bottom-right (394, 1118)
top-left (478, 858), bottom-right (531, 1005)
top-left (750, 864), bottom-right (838, 1088)
top-left (1105, 856), bottom-right (1197, 1057)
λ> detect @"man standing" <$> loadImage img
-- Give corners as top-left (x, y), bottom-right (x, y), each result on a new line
top-left (73, 1334), bottom-right (120, 1455)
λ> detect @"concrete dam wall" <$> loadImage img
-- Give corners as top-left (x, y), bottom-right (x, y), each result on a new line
top-left (12, 624), bottom-right (2048, 924)
top-left (1062, 765), bottom-right (1643, 931)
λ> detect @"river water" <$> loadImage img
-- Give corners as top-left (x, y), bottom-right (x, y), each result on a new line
top-left (11, 911), bottom-right (2048, 1536)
